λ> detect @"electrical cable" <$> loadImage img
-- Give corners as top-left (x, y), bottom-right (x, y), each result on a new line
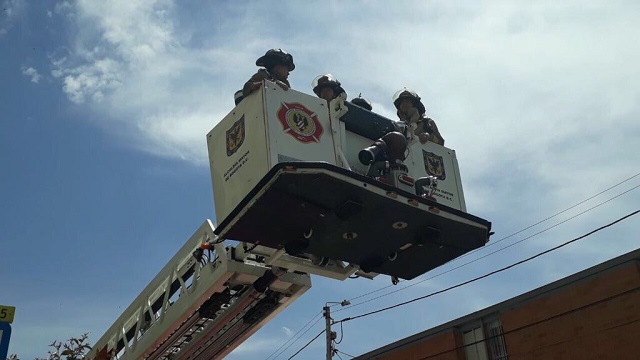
top-left (355, 278), bottom-right (640, 359)
top-left (335, 183), bottom-right (640, 314)
top-left (282, 204), bottom-right (640, 360)
top-left (343, 173), bottom-right (639, 306)
top-left (412, 286), bottom-right (640, 360)
top-left (504, 317), bottom-right (640, 359)
top-left (285, 329), bottom-right (325, 360)
top-left (335, 349), bottom-right (355, 358)
top-left (267, 313), bottom-right (323, 360)
top-left (463, 171), bottom-right (640, 255)
top-left (266, 314), bottom-right (322, 360)
top-left (336, 209), bottom-right (639, 324)
top-left (275, 175), bottom-right (640, 359)
top-left (334, 321), bottom-right (344, 344)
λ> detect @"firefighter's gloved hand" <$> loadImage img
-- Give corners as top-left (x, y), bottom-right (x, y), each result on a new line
top-left (249, 82), bottom-right (262, 91)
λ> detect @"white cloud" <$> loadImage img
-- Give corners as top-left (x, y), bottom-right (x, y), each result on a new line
top-left (44, 3), bottom-right (640, 357)
top-left (49, 0), bottom-right (238, 163)
top-left (21, 65), bottom-right (41, 83)
top-left (53, 57), bottom-right (123, 103)
top-left (282, 326), bottom-right (293, 338)
top-left (48, 1), bottom-right (640, 183)
top-left (53, 1), bottom-right (74, 17)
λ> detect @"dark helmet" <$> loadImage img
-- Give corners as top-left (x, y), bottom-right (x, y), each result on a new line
top-left (312, 74), bottom-right (346, 97)
top-left (392, 88), bottom-right (426, 115)
top-left (351, 93), bottom-right (372, 111)
top-left (256, 48), bottom-right (295, 71)
top-left (234, 89), bottom-right (244, 105)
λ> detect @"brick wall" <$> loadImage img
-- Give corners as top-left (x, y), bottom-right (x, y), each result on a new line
top-left (500, 261), bottom-right (640, 359)
top-left (375, 330), bottom-right (464, 360)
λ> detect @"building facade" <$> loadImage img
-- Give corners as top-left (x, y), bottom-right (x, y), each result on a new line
top-left (355, 249), bottom-right (640, 360)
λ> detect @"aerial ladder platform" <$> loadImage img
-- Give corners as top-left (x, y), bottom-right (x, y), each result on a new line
top-left (86, 81), bottom-right (491, 359)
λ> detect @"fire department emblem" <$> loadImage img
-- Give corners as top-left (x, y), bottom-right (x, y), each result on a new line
top-left (277, 102), bottom-right (323, 143)
top-left (423, 150), bottom-right (446, 180)
top-left (226, 116), bottom-right (245, 156)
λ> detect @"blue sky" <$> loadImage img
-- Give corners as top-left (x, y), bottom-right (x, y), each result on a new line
top-left (1, 1), bottom-right (639, 359)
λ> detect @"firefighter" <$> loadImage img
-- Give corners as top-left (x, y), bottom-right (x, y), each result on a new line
top-left (392, 88), bottom-right (444, 146)
top-left (243, 49), bottom-right (295, 97)
top-left (311, 74), bottom-right (346, 103)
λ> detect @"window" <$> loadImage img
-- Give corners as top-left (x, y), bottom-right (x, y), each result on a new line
top-left (461, 318), bottom-right (509, 360)
top-left (463, 326), bottom-right (489, 360)
top-left (485, 319), bottom-right (509, 360)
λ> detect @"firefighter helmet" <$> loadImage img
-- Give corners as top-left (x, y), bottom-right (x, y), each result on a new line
top-left (255, 49), bottom-right (295, 71)
top-left (392, 88), bottom-right (426, 115)
top-left (312, 74), bottom-right (346, 98)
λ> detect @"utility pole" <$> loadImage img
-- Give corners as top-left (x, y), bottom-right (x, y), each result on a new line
top-left (324, 304), bottom-right (333, 360)
top-left (324, 300), bottom-right (350, 359)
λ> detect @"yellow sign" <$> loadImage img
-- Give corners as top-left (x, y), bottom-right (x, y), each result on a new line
top-left (0, 305), bottom-right (15, 323)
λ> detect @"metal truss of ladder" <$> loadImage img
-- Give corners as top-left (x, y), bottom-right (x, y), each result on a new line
top-left (86, 220), bottom-right (320, 360)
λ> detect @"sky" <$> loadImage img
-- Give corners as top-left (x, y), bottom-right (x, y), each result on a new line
top-left (1, 0), bottom-right (639, 359)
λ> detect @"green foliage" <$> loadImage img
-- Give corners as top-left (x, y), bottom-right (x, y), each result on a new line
top-left (7, 333), bottom-right (91, 360)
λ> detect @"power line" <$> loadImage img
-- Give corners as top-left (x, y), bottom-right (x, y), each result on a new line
top-left (275, 174), bottom-right (640, 359)
top-left (335, 349), bottom-right (355, 358)
top-left (466, 171), bottom-right (640, 254)
top-left (265, 311), bottom-right (323, 360)
top-left (354, 260), bottom-right (640, 359)
top-left (337, 209), bottom-right (639, 324)
top-left (345, 173), bottom-right (640, 306)
top-left (335, 182), bottom-right (640, 314)
top-left (505, 318), bottom-right (640, 359)
top-left (345, 172), bottom-right (640, 306)
top-left (412, 285), bottom-right (640, 360)
top-left (286, 329), bottom-right (325, 360)
top-left (269, 314), bottom-right (324, 360)
top-left (333, 321), bottom-right (344, 344)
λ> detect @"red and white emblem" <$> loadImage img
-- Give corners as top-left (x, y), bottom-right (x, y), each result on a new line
top-left (277, 102), bottom-right (323, 143)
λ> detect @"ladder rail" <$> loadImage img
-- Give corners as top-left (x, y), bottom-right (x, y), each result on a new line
top-left (86, 220), bottom-right (313, 360)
